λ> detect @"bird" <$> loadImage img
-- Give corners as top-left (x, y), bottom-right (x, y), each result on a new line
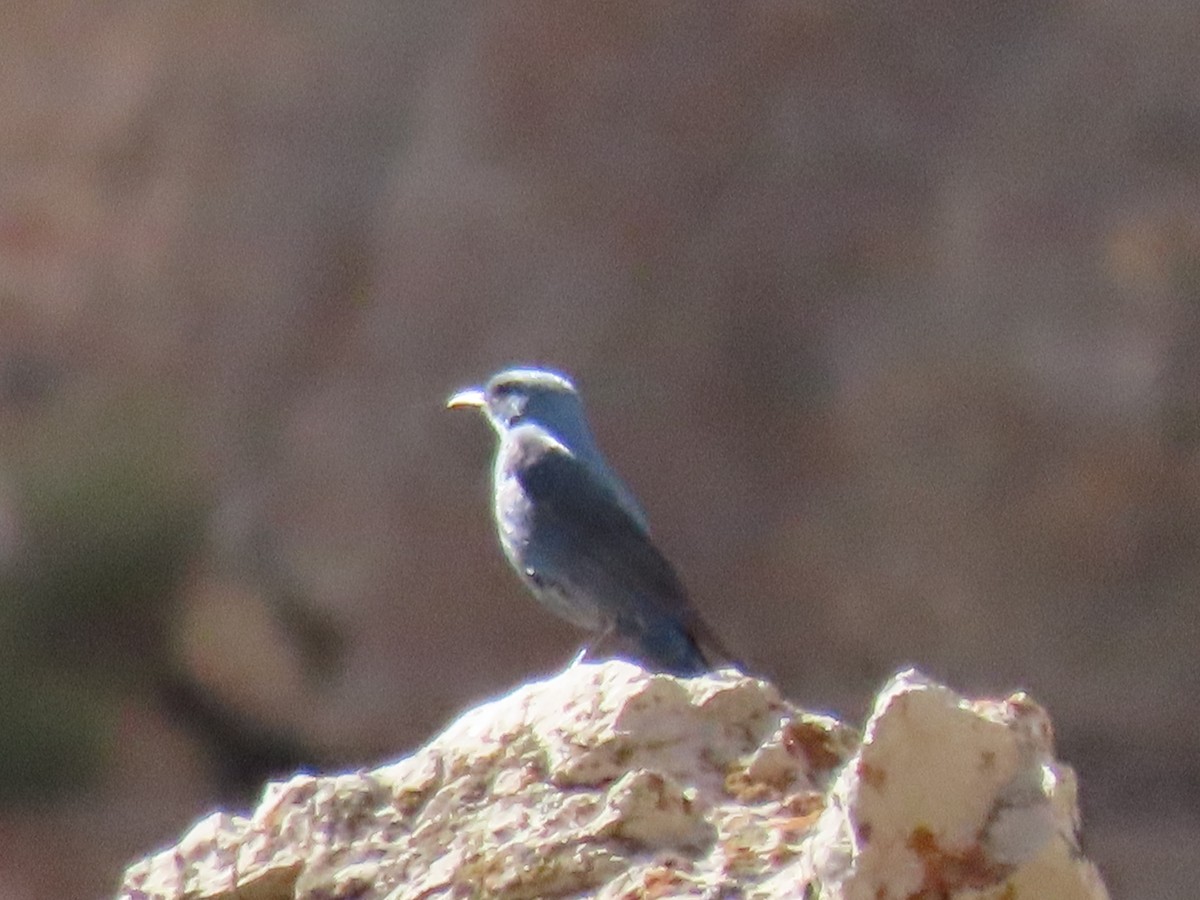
top-left (447, 366), bottom-right (732, 676)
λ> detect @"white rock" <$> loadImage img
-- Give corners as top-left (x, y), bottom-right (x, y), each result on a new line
top-left (804, 669), bottom-right (1110, 900)
top-left (117, 662), bottom-right (1109, 899)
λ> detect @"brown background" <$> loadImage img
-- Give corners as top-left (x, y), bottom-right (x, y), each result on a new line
top-left (0, 3), bottom-right (1196, 897)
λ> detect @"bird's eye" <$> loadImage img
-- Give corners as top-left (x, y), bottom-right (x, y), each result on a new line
top-left (494, 387), bottom-right (527, 424)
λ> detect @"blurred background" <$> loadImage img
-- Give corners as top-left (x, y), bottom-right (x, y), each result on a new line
top-left (0, 3), bottom-right (1196, 897)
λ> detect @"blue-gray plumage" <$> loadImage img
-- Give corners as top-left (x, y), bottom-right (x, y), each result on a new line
top-left (448, 367), bottom-right (730, 676)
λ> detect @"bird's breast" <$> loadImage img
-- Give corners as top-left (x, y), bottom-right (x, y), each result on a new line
top-left (493, 470), bottom-right (533, 558)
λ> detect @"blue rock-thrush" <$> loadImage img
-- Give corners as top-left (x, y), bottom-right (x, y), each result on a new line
top-left (448, 366), bottom-right (731, 676)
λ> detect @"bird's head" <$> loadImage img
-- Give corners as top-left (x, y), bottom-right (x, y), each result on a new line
top-left (448, 365), bottom-right (650, 530)
top-left (447, 367), bottom-right (585, 437)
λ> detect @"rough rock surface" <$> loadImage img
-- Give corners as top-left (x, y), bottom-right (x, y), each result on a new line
top-left (117, 663), bottom-right (1110, 899)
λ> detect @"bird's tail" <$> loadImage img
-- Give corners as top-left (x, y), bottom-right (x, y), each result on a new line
top-left (603, 613), bottom-right (744, 677)
top-left (687, 612), bottom-right (747, 674)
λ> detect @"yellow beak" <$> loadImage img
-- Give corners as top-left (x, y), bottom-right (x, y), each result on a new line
top-left (446, 387), bottom-right (486, 410)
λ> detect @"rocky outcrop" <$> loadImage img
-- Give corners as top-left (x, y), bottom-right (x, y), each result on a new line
top-left (118, 663), bottom-right (1109, 899)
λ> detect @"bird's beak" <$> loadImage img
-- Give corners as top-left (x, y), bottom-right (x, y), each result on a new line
top-left (446, 386), bottom-right (486, 410)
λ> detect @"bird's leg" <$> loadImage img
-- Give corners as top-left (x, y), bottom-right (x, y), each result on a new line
top-left (566, 646), bottom-right (590, 668)
top-left (566, 623), bottom-right (618, 669)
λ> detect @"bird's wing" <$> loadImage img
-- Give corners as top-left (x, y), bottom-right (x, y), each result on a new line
top-left (514, 433), bottom-right (710, 638)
